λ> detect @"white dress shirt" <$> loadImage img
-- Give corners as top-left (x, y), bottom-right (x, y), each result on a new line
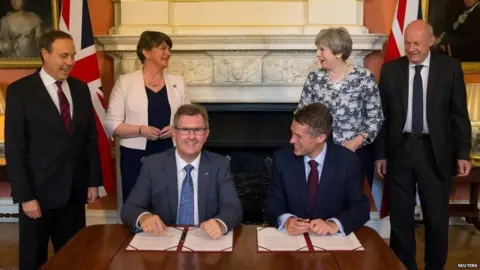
top-left (403, 52), bottom-right (430, 133)
top-left (39, 68), bottom-right (74, 117)
top-left (136, 150), bottom-right (227, 232)
top-left (277, 144), bottom-right (346, 235)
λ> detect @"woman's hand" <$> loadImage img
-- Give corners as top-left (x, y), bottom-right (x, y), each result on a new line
top-left (342, 135), bottom-right (365, 152)
top-left (159, 125), bottom-right (173, 139)
top-left (139, 126), bottom-right (162, 140)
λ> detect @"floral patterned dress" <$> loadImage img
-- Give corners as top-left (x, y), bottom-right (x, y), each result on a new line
top-left (297, 65), bottom-right (384, 148)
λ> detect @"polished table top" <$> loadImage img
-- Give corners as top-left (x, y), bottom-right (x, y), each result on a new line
top-left (41, 224), bottom-right (406, 270)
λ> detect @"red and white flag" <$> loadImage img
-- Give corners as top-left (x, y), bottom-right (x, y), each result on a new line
top-left (59, 0), bottom-right (115, 196)
top-left (379, 0), bottom-right (423, 218)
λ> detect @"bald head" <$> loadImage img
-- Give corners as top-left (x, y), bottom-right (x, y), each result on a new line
top-left (404, 20), bottom-right (435, 64)
top-left (405, 20), bottom-right (434, 37)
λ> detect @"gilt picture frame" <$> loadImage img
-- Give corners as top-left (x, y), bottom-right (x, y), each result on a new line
top-left (0, 0), bottom-right (59, 68)
top-left (422, 0), bottom-right (480, 73)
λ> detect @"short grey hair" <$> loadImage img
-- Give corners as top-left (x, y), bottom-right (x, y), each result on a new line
top-left (314, 27), bottom-right (352, 61)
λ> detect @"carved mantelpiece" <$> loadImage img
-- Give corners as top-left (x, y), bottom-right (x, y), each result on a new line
top-left (96, 34), bottom-right (387, 103)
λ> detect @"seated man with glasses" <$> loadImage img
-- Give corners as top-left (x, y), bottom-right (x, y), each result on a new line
top-left (120, 104), bottom-right (243, 239)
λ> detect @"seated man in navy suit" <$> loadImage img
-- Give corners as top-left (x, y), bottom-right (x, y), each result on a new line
top-left (120, 104), bottom-right (242, 239)
top-left (264, 102), bottom-right (370, 236)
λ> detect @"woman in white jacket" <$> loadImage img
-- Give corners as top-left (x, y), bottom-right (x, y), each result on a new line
top-left (105, 31), bottom-right (190, 202)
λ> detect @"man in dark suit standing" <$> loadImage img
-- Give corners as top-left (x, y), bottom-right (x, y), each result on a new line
top-left (374, 20), bottom-right (471, 270)
top-left (121, 104), bottom-right (242, 239)
top-left (264, 103), bottom-right (370, 236)
top-left (5, 30), bottom-right (102, 270)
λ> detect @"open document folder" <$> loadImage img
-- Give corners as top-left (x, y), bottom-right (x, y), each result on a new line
top-left (126, 227), bottom-right (184, 251)
top-left (126, 227), bottom-right (233, 252)
top-left (256, 227), bottom-right (364, 252)
top-left (181, 227), bottom-right (233, 252)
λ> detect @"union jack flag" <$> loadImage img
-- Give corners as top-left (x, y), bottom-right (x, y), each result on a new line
top-left (59, 0), bottom-right (114, 196)
top-left (384, 0), bottom-right (423, 63)
top-left (379, 0), bottom-right (423, 218)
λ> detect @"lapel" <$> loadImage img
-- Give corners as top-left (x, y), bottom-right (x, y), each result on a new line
top-left (162, 70), bottom-right (177, 123)
top-left (293, 154), bottom-right (309, 216)
top-left (426, 54), bottom-right (439, 112)
top-left (32, 72), bottom-right (69, 134)
top-left (133, 69), bottom-right (148, 119)
top-left (164, 149), bottom-right (179, 222)
top-left (400, 58), bottom-right (410, 117)
top-left (311, 143), bottom-right (335, 217)
top-left (197, 151), bottom-right (210, 223)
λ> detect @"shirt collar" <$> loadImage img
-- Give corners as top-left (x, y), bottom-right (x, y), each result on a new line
top-left (39, 68), bottom-right (59, 87)
top-left (175, 149), bottom-right (201, 173)
top-left (409, 51), bottom-right (431, 69)
top-left (304, 143), bottom-right (327, 167)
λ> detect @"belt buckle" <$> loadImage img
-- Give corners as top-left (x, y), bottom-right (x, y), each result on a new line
top-left (406, 132), bottom-right (426, 139)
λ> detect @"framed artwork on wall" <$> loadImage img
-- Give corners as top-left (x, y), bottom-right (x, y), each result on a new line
top-left (423, 0), bottom-right (480, 73)
top-left (0, 0), bottom-right (59, 68)
top-left (470, 121), bottom-right (480, 165)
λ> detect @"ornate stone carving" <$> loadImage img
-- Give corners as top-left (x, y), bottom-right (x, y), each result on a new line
top-left (167, 59), bottom-right (214, 83)
top-left (262, 57), bottom-right (318, 83)
top-left (214, 58), bottom-right (261, 83)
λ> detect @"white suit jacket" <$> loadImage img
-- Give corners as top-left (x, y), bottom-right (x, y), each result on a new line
top-left (105, 69), bottom-right (190, 150)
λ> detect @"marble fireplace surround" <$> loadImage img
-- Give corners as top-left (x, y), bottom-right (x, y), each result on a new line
top-left (95, 33), bottom-right (388, 103)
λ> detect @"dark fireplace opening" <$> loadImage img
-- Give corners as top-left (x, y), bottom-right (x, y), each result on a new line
top-left (201, 103), bottom-right (296, 224)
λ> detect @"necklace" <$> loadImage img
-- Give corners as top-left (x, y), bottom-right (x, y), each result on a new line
top-left (329, 64), bottom-right (350, 83)
top-left (144, 73), bottom-right (164, 88)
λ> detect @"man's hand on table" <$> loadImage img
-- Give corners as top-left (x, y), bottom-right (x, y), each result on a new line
top-left (285, 217), bottom-right (310, 235)
top-left (139, 213), bottom-right (167, 235)
top-left (309, 219), bottom-right (339, 235)
top-left (200, 219), bottom-right (225, 239)
top-left (285, 217), bottom-right (339, 235)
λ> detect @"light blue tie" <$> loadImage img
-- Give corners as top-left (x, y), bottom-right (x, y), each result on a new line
top-left (177, 164), bottom-right (194, 225)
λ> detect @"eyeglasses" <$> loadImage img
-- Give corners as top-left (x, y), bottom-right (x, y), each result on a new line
top-left (175, 127), bottom-right (207, 135)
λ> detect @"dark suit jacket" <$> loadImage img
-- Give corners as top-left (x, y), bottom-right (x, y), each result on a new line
top-left (5, 71), bottom-right (102, 209)
top-left (263, 142), bottom-right (370, 235)
top-left (374, 54), bottom-right (471, 181)
top-left (120, 148), bottom-right (243, 232)
top-left (441, 4), bottom-right (480, 61)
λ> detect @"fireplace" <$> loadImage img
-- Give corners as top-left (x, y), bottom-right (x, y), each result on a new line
top-left (201, 103), bottom-right (296, 224)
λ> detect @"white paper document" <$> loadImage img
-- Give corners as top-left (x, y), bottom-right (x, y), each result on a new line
top-left (309, 232), bottom-right (364, 251)
top-left (181, 228), bottom-right (233, 252)
top-left (126, 227), bottom-right (184, 251)
top-left (256, 227), bottom-right (309, 252)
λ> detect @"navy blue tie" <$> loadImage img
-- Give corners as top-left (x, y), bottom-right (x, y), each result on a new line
top-left (177, 164), bottom-right (194, 225)
top-left (412, 65), bottom-right (424, 133)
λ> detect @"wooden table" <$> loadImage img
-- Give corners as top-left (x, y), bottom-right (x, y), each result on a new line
top-left (449, 167), bottom-right (480, 230)
top-left (41, 224), bottom-right (405, 270)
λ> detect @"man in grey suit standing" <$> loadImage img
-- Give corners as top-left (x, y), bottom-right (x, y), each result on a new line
top-left (121, 104), bottom-right (242, 239)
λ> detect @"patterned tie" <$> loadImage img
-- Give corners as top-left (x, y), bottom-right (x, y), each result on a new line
top-left (177, 164), bottom-right (194, 225)
top-left (307, 160), bottom-right (319, 210)
top-left (412, 65), bottom-right (424, 133)
top-left (55, 81), bottom-right (71, 134)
